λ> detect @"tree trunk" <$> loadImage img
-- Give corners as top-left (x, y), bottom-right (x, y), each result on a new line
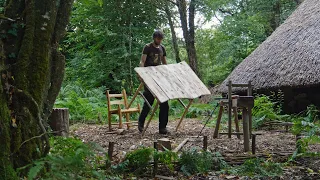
top-left (271, 0), bottom-right (281, 31)
top-left (0, 0), bottom-right (73, 178)
top-left (49, 108), bottom-right (70, 137)
top-left (164, 5), bottom-right (181, 63)
top-left (177, 0), bottom-right (200, 78)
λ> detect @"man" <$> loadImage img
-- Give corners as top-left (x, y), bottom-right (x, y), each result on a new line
top-left (138, 30), bottom-right (169, 134)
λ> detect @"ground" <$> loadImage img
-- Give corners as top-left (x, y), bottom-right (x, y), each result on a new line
top-left (71, 118), bottom-right (320, 179)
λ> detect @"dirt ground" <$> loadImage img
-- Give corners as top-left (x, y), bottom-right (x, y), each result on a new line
top-left (71, 119), bottom-right (320, 179)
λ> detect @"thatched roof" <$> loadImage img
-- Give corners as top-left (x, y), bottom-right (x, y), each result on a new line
top-left (218, 0), bottom-right (320, 92)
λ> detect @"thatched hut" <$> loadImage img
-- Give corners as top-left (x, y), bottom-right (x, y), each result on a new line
top-left (218, 0), bottom-right (320, 113)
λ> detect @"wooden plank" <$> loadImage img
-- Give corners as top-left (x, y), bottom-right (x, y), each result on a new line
top-left (178, 62), bottom-right (210, 95)
top-left (156, 65), bottom-right (186, 99)
top-left (167, 66), bottom-right (195, 99)
top-left (146, 66), bottom-right (176, 100)
top-left (135, 68), bottom-right (169, 103)
top-left (172, 65), bottom-right (199, 99)
top-left (135, 62), bottom-right (210, 102)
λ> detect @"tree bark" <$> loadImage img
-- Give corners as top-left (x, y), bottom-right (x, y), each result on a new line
top-left (164, 5), bottom-right (181, 63)
top-left (176, 0), bottom-right (200, 77)
top-left (0, 0), bottom-right (73, 178)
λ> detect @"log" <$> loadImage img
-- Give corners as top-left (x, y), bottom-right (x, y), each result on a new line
top-left (173, 138), bottom-right (189, 153)
top-left (49, 108), bottom-right (69, 137)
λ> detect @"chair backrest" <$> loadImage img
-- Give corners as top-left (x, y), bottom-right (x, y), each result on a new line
top-left (106, 89), bottom-right (130, 110)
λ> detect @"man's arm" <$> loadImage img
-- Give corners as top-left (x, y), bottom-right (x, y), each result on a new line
top-left (161, 45), bottom-right (167, 65)
top-left (140, 54), bottom-right (147, 67)
top-left (162, 56), bottom-right (167, 65)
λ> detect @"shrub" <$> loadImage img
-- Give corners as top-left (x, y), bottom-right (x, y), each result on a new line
top-left (228, 158), bottom-right (283, 178)
top-left (18, 137), bottom-right (107, 179)
top-left (179, 148), bottom-right (227, 176)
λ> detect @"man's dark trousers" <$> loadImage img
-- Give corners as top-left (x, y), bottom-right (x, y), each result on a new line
top-left (138, 87), bottom-right (169, 130)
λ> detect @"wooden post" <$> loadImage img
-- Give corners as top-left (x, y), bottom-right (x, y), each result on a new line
top-left (242, 108), bottom-right (250, 152)
top-left (203, 136), bottom-right (208, 151)
top-left (49, 108), bottom-right (70, 137)
top-left (142, 101), bottom-right (160, 136)
top-left (153, 141), bottom-right (158, 178)
top-left (247, 81), bottom-right (253, 136)
top-left (213, 104), bottom-right (224, 138)
top-left (108, 142), bottom-right (115, 161)
top-left (248, 108), bottom-right (253, 137)
top-left (228, 80), bottom-right (232, 139)
top-left (252, 134), bottom-right (256, 154)
top-left (233, 107), bottom-right (241, 139)
top-left (175, 99), bottom-right (193, 132)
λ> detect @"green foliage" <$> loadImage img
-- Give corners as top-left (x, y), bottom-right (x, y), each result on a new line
top-left (63, 0), bottom-right (165, 93)
top-left (155, 149), bottom-right (178, 171)
top-left (18, 137), bottom-right (108, 179)
top-left (197, 0), bottom-right (297, 84)
top-left (179, 148), bottom-right (227, 176)
top-left (55, 84), bottom-right (108, 122)
top-left (291, 105), bottom-right (320, 158)
top-left (228, 158), bottom-right (283, 178)
top-left (252, 95), bottom-right (289, 128)
top-left (112, 147), bottom-right (154, 176)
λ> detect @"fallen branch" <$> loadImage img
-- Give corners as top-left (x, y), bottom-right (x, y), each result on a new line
top-left (173, 138), bottom-right (189, 153)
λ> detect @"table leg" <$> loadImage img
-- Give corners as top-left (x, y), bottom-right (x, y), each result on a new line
top-left (141, 101), bottom-right (159, 137)
top-left (175, 99), bottom-right (193, 132)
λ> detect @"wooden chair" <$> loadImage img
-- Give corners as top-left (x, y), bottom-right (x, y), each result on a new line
top-left (106, 89), bottom-right (141, 131)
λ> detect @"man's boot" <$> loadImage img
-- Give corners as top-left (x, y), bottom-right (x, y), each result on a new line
top-left (159, 128), bottom-right (169, 135)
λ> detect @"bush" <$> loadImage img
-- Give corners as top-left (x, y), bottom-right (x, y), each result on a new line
top-left (252, 95), bottom-right (289, 128)
top-left (179, 148), bottom-right (227, 176)
top-left (291, 105), bottom-right (320, 158)
top-left (228, 158), bottom-right (283, 178)
top-left (55, 83), bottom-right (108, 122)
top-left (18, 137), bottom-right (107, 179)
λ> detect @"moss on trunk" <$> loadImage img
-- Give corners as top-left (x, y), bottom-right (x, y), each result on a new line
top-left (0, 0), bottom-right (74, 178)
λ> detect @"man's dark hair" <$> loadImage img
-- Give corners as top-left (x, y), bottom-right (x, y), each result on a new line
top-left (153, 30), bottom-right (164, 39)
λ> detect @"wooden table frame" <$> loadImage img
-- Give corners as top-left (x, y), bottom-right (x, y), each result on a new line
top-left (127, 83), bottom-right (194, 136)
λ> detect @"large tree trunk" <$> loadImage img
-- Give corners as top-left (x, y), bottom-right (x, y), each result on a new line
top-left (0, 0), bottom-right (73, 178)
top-left (176, 0), bottom-right (200, 77)
top-left (164, 5), bottom-right (181, 63)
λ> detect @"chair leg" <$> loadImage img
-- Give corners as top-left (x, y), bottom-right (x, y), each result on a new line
top-left (125, 113), bottom-right (130, 130)
top-left (108, 112), bottom-right (112, 131)
top-left (119, 112), bottom-right (123, 129)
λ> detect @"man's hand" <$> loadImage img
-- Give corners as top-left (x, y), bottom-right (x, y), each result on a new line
top-left (140, 54), bottom-right (147, 67)
top-left (162, 56), bottom-right (167, 65)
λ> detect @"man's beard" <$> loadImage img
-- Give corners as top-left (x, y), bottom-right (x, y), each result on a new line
top-left (154, 40), bottom-right (160, 45)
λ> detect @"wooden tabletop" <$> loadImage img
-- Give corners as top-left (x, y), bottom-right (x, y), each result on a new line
top-left (135, 61), bottom-right (211, 103)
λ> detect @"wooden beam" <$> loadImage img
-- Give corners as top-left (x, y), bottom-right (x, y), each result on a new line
top-left (175, 99), bottom-right (193, 132)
